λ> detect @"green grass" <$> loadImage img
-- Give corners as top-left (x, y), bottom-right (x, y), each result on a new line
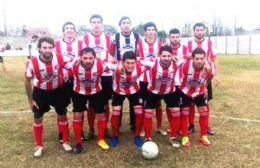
top-left (0, 56), bottom-right (259, 168)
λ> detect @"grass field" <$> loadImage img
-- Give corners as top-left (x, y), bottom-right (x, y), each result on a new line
top-left (0, 56), bottom-right (259, 168)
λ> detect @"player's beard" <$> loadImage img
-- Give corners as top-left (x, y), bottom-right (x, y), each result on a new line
top-left (195, 34), bottom-right (204, 41)
top-left (40, 52), bottom-right (53, 63)
top-left (160, 60), bottom-right (171, 69)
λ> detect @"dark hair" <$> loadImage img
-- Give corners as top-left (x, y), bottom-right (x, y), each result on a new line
top-left (37, 36), bottom-right (54, 48)
top-left (193, 22), bottom-right (206, 31)
top-left (169, 28), bottom-right (180, 35)
top-left (191, 48), bottom-right (206, 58)
top-left (80, 47), bottom-right (96, 57)
top-left (159, 45), bottom-right (172, 55)
top-left (118, 16), bottom-right (131, 26)
top-left (90, 14), bottom-right (103, 23)
top-left (122, 50), bottom-right (136, 62)
top-left (32, 35), bottom-right (39, 39)
top-left (143, 22), bottom-right (157, 32)
top-left (62, 21), bottom-right (76, 32)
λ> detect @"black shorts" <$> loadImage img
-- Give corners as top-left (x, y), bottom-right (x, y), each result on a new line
top-left (145, 91), bottom-right (180, 109)
top-left (63, 79), bottom-right (73, 106)
top-left (72, 91), bottom-right (105, 113)
top-left (207, 81), bottom-right (213, 101)
top-left (0, 56), bottom-right (3, 63)
top-left (179, 91), bottom-right (208, 107)
top-left (112, 92), bottom-right (142, 107)
top-left (139, 81), bottom-right (148, 100)
top-left (101, 76), bottom-right (113, 101)
top-left (32, 86), bottom-right (68, 119)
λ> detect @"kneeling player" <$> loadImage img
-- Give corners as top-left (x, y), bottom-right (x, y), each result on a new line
top-left (179, 48), bottom-right (214, 147)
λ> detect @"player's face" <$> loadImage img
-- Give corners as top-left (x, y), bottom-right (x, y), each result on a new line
top-left (194, 26), bottom-right (205, 40)
top-left (120, 19), bottom-right (131, 34)
top-left (90, 18), bottom-right (103, 33)
top-left (145, 26), bottom-right (156, 39)
top-left (169, 34), bottom-right (180, 46)
top-left (192, 54), bottom-right (205, 70)
top-left (123, 59), bottom-right (136, 73)
top-left (63, 24), bottom-right (76, 38)
top-left (81, 52), bottom-right (95, 69)
top-left (39, 42), bottom-right (54, 58)
top-left (159, 51), bottom-right (172, 68)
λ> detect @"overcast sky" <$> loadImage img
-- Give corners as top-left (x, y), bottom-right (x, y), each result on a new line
top-left (0, 0), bottom-right (259, 34)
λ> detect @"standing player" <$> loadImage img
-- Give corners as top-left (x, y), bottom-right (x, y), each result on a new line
top-left (81, 14), bottom-right (112, 139)
top-left (110, 51), bottom-right (152, 148)
top-left (110, 16), bottom-right (140, 132)
top-left (24, 36), bottom-right (72, 158)
top-left (138, 22), bottom-right (166, 135)
top-left (143, 46), bottom-right (181, 147)
top-left (55, 21), bottom-right (84, 143)
top-left (71, 47), bottom-right (112, 153)
top-left (164, 28), bottom-right (188, 134)
top-left (187, 23), bottom-right (220, 135)
top-left (0, 42), bottom-right (6, 72)
top-left (28, 35), bottom-right (39, 59)
top-left (179, 48), bottom-right (214, 147)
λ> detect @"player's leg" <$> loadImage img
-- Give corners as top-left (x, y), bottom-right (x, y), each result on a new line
top-left (0, 56), bottom-right (6, 72)
top-left (110, 93), bottom-right (124, 147)
top-left (87, 101), bottom-right (95, 140)
top-left (188, 103), bottom-right (196, 134)
top-left (207, 81), bottom-right (215, 135)
top-left (155, 101), bottom-right (167, 135)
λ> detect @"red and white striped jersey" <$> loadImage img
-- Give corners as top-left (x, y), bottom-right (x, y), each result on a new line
top-left (187, 38), bottom-right (217, 63)
top-left (72, 59), bottom-right (110, 95)
top-left (25, 53), bottom-right (66, 90)
top-left (55, 39), bottom-right (83, 82)
top-left (165, 42), bottom-right (188, 66)
top-left (113, 63), bottom-right (149, 95)
top-left (179, 60), bottom-right (214, 98)
top-left (81, 32), bottom-right (112, 76)
top-left (138, 38), bottom-right (162, 82)
top-left (147, 59), bottom-right (179, 95)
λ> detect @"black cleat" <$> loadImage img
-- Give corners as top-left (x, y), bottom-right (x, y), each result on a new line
top-left (73, 144), bottom-right (83, 154)
top-left (207, 127), bottom-right (215, 135)
top-left (188, 124), bottom-right (195, 135)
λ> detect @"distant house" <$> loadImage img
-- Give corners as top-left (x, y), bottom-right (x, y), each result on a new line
top-left (26, 28), bottom-right (50, 37)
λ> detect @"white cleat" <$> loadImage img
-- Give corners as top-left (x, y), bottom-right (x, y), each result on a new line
top-left (157, 128), bottom-right (167, 136)
top-left (62, 143), bottom-right (72, 152)
top-left (140, 130), bottom-right (145, 137)
top-left (34, 146), bottom-right (43, 158)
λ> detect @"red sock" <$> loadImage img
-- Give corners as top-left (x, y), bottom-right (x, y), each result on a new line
top-left (144, 110), bottom-right (153, 139)
top-left (111, 109), bottom-right (120, 137)
top-left (199, 107), bottom-right (209, 136)
top-left (166, 108), bottom-right (171, 129)
top-left (189, 104), bottom-right (195, 125)
top-left (105, 105), bottom-right (110, 122)
top-left (169, 109), bottom-right (180, 138)
top-left (87, 107), bottom-right (95, 131)
top-left (96, 113), bottom-right (107, 141)
top-left (181, 108), bottom-right (189, 136)
top-left (33, 122), bottom-right (43, 146)
top-left (155, 106), bottom-right (162, 129)
top-left (134, 106), bottom-right (143, 136)
top-left (58, 120), bottom-right (69, 143)
top-left (73, 120), bottom-right (82, 145)
top-left (57, 117), bottom-right (61, 135)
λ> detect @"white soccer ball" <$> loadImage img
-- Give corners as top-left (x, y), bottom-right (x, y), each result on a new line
top-left (141, 141), bottom-right (159, 160)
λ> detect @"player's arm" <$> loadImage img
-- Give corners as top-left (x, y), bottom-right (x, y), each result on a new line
top-left (24, 77), bottom-right (39, 110)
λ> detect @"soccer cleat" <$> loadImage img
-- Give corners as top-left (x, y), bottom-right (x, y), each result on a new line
top-left (73, 144), bottom-right (83, 154)
top-left (134, 136), bottom-right (143, 149)
top-left (34, 146), bottom-right (43, 158)
top-left (207, 127), bottom-right (215, 136)
top-left (182, 136), bottom-right (191, 147)
top-left (62, 143), bottom-right (72, 152)
top-left (188, 124), bottom-right (195, 135)
top-left (57, 133), bottom-right (63, 144)
top-left (97, 139), bottom-right (109, 150)
top-left (86, 130), bottom-right (95, 140)
top-left (110, 137), bottom-right (119, 147)
top-left (169, 138), bottom-right (180, 148)
top-left (200, 135), bottom-right (210, 146)
top-left (157, 128), bottom-right (167, 136)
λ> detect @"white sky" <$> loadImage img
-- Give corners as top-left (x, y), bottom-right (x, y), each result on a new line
top-left (0, 0), bottom-right (259, 34)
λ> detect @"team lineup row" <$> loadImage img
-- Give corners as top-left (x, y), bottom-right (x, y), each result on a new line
top-left (24, 14), bottom-right (220, 157)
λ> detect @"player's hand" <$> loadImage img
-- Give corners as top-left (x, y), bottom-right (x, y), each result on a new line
top-left (213, 75), bottom-right (220, 86)
top-left (29, 100), bottom-right (39, 110)
top-left (172, 56), bottom-right (178, 62)
top-left (117, 62), bottom-right (125, 74)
